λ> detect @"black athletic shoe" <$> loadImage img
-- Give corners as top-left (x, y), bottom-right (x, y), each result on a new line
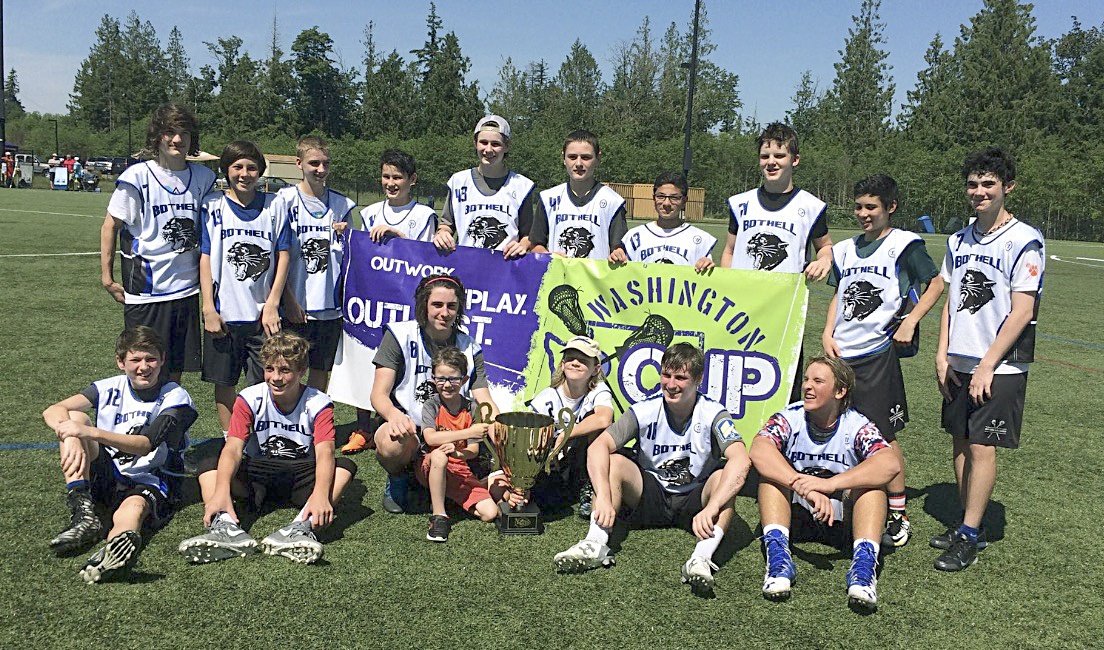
top-left (426, 515), bottom-right (451, 542)
top-left (934, 533), bottom-right (979, 572)
top-left (577, 481), bottom-right (594, 521)
top-left (930, 526), bottom-right (988, 550)
top-left (50, 490), bottom-right (104, 556)
top-left (80, 531), bottom-right (141, 583)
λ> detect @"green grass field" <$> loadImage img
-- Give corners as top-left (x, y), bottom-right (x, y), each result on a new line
top-left (1, 189), bottom-right (1102, 649)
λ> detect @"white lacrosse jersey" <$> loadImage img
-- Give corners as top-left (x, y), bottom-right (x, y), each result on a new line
top-left (621, 223), bottom-right (717, 266)
top-left (832, 229), bottom-right (923, 358)
top-left (277, 186), bottom-right (356, 321)
top-left (200, 192), bottom-right (289, 324)
top-left (529, 382), bottom-right (614, 428)
top-left (630, 393), bottom-right (730, 494)
top-left (538, 183), bottom-right (624, 259)
top-left (757, 404), bottom-right (889, 520)
top-left (941, 218), bottom-right (1044, 374)
top-left (448, 169), bottom-right (535, 250)
top-left (236, 382), bottom-right (332, 460)
top-left (385, 320), bottom-right (481, 428)
top-left (359, 199), bottom-right (438, 242)
top-left (726, 188), bottom-right (826, 273)
top-left (91, 375), bottom-right (194, 495)
top-left (110, 161), bottom-right (216, 303)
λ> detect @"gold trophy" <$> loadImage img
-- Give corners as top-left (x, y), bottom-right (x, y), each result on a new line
top-left (478, 403), bottom-right (576, 535)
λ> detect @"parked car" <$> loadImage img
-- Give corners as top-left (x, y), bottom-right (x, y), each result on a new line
top-left (259, 177), bottom-right (291, 192)
top-left (87, 157), bottom-right (113, 173)
top-left (109, 157), bottom-right (130, 175)
top-left (15, 153), bottom-right (49, 175)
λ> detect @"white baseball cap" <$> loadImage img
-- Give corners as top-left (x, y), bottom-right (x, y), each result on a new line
top-left (474, 115), bottom-right (511, 140)
top-left (562, 336), bottom-right (601, 360)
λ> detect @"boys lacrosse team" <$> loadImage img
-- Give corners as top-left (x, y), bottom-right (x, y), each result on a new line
top-left (51, 101), bottom-right (1040, 613)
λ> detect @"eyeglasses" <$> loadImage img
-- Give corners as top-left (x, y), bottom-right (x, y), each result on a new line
top-left (432, 375), bottom-right (464, 385)
top-left (654, 194), bottom-right (684, 203)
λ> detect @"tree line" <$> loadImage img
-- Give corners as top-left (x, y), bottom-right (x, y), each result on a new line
top-left (4, 0), bottom-right (1102, 240)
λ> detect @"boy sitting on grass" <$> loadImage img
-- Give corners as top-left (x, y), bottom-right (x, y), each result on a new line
top-left (415, 347), bottom-right (502, 542)
top-left (43, 326), bottom-right (197, 583)
top-left (178, 332), bottom-right (357, 565)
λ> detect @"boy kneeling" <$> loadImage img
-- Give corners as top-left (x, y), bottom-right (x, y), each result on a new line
top-left (179, 332), bottom-right (356, 564)
top-left (43, 327), bottom-right (197, 583)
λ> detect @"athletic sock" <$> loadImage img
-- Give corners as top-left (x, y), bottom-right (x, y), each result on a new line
top-left (854, 537), bottom-right (880, 556)
top-left (295, 505), bottom-right (311, 526)
top-left (583, 516), bottom-right (611, 545)
top-left (66, 480), bottom-right (89, 493)
top-left (692, 525), bottom-right (725, 560)
top-left (888, 492), bottom-right (907, 515)
top-left (215, 511), bottom-right (237, 525)
top-left (956, 524), bottom-right (980, 543)
top-left (763, 524), bottom-right (790, 540)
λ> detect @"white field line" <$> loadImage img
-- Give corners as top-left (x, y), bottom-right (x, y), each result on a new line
top-left (0, 251), bottom-right (99, 258)
top-left (0, 208), bottom-right (102, 219)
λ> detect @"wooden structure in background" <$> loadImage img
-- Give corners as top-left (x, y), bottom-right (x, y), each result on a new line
top-left (607, 183), bottom-right (706, 221)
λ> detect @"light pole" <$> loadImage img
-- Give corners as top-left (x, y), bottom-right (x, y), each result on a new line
top-left (681, 0), bottom-right (702, 182)
top-left (48, 118), bottom-right (59, 157)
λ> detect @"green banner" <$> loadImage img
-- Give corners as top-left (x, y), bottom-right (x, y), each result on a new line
top-left (522, 258), bottom-right (808, 437)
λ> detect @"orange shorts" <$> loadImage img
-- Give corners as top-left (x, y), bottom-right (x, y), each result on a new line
top-left (415, 451), bottom-right (493, 513)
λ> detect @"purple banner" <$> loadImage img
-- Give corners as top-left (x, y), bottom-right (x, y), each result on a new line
top-left (338, 232), bottom-right (549, 394)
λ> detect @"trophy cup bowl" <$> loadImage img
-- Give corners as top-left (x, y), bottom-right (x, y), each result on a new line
top-left (482, 405), bottom-right (576, 535)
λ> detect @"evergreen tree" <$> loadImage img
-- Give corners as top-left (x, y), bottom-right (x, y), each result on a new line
top-left (290, 27), bottom-right (356, 137)
top-left (410, 4), bottom-right (483, 137)
top-left (69, 15), bottom-right (124, 129)
top-left (551, 40), bottom-right (604, 131)
top-left (785, 70), bottom-right (823, 141)
top-left (119, 12), bottom-right (168, 122)
top-left (4, 69), bottom-right (25, 118)
top-left (820, 0), bottom-right (894, 159)
top-left (165, 27), bottom-right (191, 104)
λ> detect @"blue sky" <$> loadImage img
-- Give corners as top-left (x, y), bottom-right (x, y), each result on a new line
top-left (7, 0), bottom-right (1103, 124)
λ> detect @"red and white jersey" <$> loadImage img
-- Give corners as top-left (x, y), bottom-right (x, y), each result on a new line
top-left (231, 382), bottom-right (335, 460)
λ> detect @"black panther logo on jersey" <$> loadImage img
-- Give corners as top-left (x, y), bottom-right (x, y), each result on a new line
top-left (655, 258), bottom-right (675, 264)
top-left (958, 269), bottom-right (997, 314)
top-left (414, 379), bottom-right (437, 404)
top-left (112, 424), bottom-right (146, 465)
top-left (260, 435), bottom-right (309, 459)
top-left (746, 232), bottom-right (788, 271)
top-left (558, 227), bottom-right (595, 258)
top-left (467, 216), bottom-right (508, 249)
top-left (162, 217), bottom-right (198, 253)
top-left (799, 466), bottom-right (837, 479)
top-left (656, 456), bottom-right (694, 485)
top-left (841, 280), bottom-right (884, 321)
top-left (301, 238), bottom-right (330, 274)
top-left (226, 242), bottom-right (271, 281)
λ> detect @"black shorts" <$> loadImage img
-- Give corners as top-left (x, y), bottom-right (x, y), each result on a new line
top-left (941, 370), bottom-right (1027, 449)
top-left (790, 501), bottom-right (852, 551)
top-left (195, 444), bottom-right (357, 508)
top-left (89, 451), bottom-right (176, 529)
top-left (283, 319), bottom-right (341, 371)
top-left (123, 294), bottom-right (201, 374)
top-left (626, 468), bottom-right (710, 530)
top-left (202, 321), bottom-right (265, 387)
top-left (848, 345), bottom-right (908, 442)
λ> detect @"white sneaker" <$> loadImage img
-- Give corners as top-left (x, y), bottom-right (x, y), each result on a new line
top-left (261, 520), bottom-right (323, 565)
top-left (681, 556), bottom-right (718, 593)
top-left (553, 539), bottom-right (614, 573)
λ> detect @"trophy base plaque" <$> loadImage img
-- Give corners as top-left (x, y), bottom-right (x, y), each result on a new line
top-left (498, 501), bottom-right (543, 535)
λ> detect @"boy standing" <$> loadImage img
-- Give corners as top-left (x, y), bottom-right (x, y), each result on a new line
top-left (933, 148), bottom-right (1043, 572)
top-left (609, 171), bottom-right (716, 271)
top-left (278, 135), bottom-right (357, 391)
top-left (416, 347), bottom-right (498, 542)
top-left (179, 332), bottom-right (358, 565)
top-left (100, 104), bottom-right (217, 382)
top-left (360, 149), bottom-right (438, 242)
top-left (43, 327), bottom-right (197, 583)
top-left (530, 130), bottom-right (627, 259)
top-left (199, 141), bottom-right (292, 436)
top-left (722, 122), bottom-right (832, 279)
top-left (821, 174), bottom-right (944, 547)
top-left (433, 115), bottom-right (535, 257)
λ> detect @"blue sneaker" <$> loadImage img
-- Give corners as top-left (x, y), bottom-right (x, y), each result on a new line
top-left (847, 541), bottom-right (879, 610)
top-left (762, 530), bottom-right (796, 600)
top-left (382, 474), bottom-right (409, 514)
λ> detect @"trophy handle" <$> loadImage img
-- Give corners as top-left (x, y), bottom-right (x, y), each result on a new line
top-left (474, 401), bottom-right (494, 425)
top-left (542, 407), bottom-right (578, 474)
